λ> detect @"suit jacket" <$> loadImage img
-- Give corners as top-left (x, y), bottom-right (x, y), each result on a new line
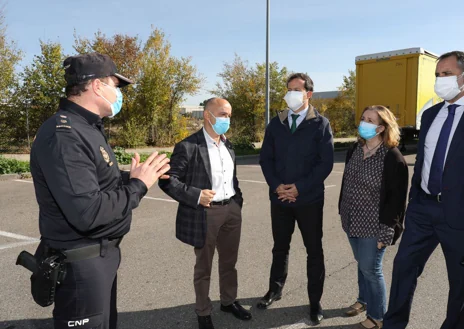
top-left (410, 101), bottom-right (464, 229)
top-left (159, 129), bottom-right (243, 248)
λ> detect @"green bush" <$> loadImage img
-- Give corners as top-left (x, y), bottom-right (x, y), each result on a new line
top-left (230, 135), bottom-right (255, 151)
top-left (113, 147), bottom-right (134, 165)
top-left (0, 156), bottom-right (30, 174)
top-left (112, 147), bottom-right (172, 165)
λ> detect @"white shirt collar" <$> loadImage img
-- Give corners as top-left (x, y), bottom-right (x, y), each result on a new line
top-left (203, 128), bottom-right (224, 146)
top-left (444, 95), bottom-right (464, 108)
top-left (289, 106), bottom-right (309, 119)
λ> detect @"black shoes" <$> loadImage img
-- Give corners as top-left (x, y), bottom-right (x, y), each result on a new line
top-left (309, 303), bottom-right (324, 325)
top-left (220, 301), bottom-right (252, 321)
top-left (197, 315), bottom-right (215, 329)
top-left (257, 290), bottom-right (282, 309)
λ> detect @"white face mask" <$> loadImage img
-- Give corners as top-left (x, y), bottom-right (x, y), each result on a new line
top-left (434, 73), bottom-right (464, 101)
top-left (284, 91), bottom-right (305, 111)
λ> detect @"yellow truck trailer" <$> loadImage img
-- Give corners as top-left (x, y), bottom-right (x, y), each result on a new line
top-left (355, 48), bottom-right (441, 146)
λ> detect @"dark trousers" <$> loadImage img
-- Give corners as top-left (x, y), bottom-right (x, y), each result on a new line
top-left (269, 200), bottom-right (325, 306)
top-left (194, 199), bottom-right (242, 316)
top-left (384, 193), bottom-right (464, 329)
top-left (37, 240), bottom-right (121, 329)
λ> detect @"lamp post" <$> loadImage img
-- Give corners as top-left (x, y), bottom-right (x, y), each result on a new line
top-left (265, 0), bottom-right (270, 126)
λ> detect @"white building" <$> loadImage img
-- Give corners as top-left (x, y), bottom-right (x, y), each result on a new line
top-left (180, 105), bottom-right (204, 119)
top-left (312, 91), bottom-right (340, 100)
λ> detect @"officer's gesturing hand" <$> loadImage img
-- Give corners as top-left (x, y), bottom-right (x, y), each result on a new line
top-left (130, 152), bottom-right (171, 189)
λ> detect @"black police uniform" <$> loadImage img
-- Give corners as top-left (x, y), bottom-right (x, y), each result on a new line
top-left (30, 98), bottom-right (147, 329)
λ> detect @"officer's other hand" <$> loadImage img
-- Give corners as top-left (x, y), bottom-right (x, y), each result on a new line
top-left (200, 190), bottom-right (216, 208)
top-left (132, 152), bottom-right (142, 168)
top-left (130, 152), bottom-right (171, 189)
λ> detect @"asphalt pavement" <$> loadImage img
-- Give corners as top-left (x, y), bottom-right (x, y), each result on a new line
top-left (0, 151), bottom-right (449, 329)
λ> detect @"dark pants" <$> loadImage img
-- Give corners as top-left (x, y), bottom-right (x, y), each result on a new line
top-left (37, 240), bottom-right (121, 329)
top-left (384, 192), bottom-right (464, 329)
top-left (194, 199), bottom-right (242, 316)
top-left (269, 200), bottom-right (325, 306)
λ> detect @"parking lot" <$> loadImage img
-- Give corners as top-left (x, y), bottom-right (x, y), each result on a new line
top-left (0, 152), bottom-right (449, 329)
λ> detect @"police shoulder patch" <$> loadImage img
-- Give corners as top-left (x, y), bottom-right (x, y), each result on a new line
top-left (55, 115), bottom-right (72, 131)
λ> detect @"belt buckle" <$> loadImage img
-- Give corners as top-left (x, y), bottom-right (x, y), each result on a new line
top-left (437, 194), bottom-right (442, 203)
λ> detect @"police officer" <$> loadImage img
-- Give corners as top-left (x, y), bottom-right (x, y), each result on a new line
top-left (29, 53), bottom-right (170, 329)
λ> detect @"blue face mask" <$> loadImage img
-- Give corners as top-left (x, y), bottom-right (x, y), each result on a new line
top-left (101, 83), bottom-right (123, 118)
top-left (358, 121), bottom-right (379, 140)
top-left (208, 111), bottom-right (230, 135)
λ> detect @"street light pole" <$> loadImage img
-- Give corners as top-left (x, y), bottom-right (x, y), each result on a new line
top-left (265, 0), bottom-right (270, 126)
top-left (26, 105), bottom-right (30, 149)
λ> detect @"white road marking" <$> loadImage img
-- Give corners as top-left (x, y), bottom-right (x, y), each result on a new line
top-left (271, 318), bottom-right (312, 329)
top-left (240, 180), bottom-right (337, 189)
top-left (0, 240), bottom-right (39, 251)
top-left (0, 230), bottom-right (39, 241)
top-left (143, 196), bottom-right (177, 203)
top-left (12, 178), bottom-right (336, 197)
top-left (240, 179), bottom-right (267, 184)
top-left (12, 180), bottom-right (178, 203)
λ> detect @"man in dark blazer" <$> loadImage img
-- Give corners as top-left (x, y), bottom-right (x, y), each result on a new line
top-left (384, 51), bottom-right (464, 329)
top-left (258, 73), bottom-right (334, 325)
top-left (159, 98), bottom-right (250, 329)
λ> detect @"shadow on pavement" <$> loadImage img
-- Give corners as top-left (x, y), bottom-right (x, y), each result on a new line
top-left (0, 298), bottom-right (360, 329)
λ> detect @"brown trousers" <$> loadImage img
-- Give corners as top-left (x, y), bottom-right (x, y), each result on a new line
top-left (194, 199), bottom-right (242, 316)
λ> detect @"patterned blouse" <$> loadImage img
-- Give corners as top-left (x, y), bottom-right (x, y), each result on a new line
top-left (340, 144), bottom-right (395, 245)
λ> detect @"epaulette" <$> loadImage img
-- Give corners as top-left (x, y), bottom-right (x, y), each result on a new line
top-left (55, 114), bottom-right (72, 131)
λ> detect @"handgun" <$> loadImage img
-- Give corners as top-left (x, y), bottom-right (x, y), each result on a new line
top-left (16, 251), bottom-right (38, 274)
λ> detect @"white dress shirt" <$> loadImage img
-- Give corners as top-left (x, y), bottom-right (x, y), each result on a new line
top-left (421, 96), bottom-right (464, 194)
top-left (202, 129), bottom-right (236, 202)
top-left (288, 106), bottom-right (308, 129)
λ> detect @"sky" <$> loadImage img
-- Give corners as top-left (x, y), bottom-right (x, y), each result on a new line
top-left (3, 0), bottom-right (463, 106)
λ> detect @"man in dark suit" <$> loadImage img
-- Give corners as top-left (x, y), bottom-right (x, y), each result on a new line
top-left (159, 98), bottom-right (251, 329)
top-left (384, 51), bottom-right (464, 329)
top-left (258, 73), bottom-right (334, 325)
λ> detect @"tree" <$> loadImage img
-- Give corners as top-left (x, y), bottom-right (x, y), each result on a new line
top-left (212, 55), bottom-right (288, 142)
top-left (0, 8), bottom-right (23, 150)
top-left (74, 28), bottom-right (203, 147)
top-left (136, 28), bottom-right (203, 146)
top-left (323, 70), bottom-right (357, 137)
top-left (339, 69), bottom-right (356, 109)
top-left (73, 30), bottom-right (142, 142)
top-left (164, 56), bottom-right (203, 141)
top-left (10, 41), bottom-right (65, 146)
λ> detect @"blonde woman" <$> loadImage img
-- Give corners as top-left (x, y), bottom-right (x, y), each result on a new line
top-left (339, 105), bottom-right (409, 329)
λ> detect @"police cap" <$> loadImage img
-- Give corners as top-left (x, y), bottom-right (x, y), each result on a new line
top-left (63, 53), bottom-right (133, 88)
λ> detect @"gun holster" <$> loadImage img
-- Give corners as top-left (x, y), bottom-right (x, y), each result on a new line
top-left (16, 245), bottom-right (67, 308)
top-left (31, 249), bottom-right (67, 307)
top-left (17, 238), bottom-right (122, 307)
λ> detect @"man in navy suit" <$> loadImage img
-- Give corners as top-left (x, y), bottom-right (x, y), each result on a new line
top-left (384, 51), bottom-right (464, 329)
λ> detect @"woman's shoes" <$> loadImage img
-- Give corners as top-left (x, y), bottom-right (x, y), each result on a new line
top-left (345, 301), bottom-right (367, 317)
top-left (358, 316), bottom-right (383, 329)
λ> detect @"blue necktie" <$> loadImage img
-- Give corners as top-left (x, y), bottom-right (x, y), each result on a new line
top-left (428, 104), bottom-right (458, 195)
